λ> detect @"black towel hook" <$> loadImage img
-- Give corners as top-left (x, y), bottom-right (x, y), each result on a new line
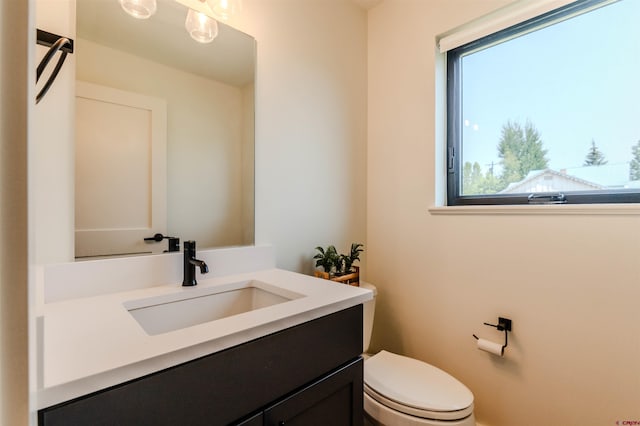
top-left (36, 29), bottom-right (74, 104)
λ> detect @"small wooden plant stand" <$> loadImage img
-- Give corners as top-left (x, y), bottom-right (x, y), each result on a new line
top-left (314, 266), bottom-right (360, 286)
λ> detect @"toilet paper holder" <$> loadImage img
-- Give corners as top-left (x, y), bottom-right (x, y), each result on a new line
top-left (473, 317), bottom-right (512, 351)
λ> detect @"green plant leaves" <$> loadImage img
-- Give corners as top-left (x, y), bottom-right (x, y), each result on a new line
top-left (313, 243), bottom-right (363, 276)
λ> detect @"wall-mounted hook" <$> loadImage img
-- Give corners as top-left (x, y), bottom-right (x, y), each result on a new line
top-left (36, 29), bottom-right (74, 104)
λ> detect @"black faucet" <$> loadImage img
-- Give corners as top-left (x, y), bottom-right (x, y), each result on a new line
top-left (182, 240), bottom-right (209, 286)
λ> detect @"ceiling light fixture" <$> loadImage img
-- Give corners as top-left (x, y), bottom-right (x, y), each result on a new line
top-left (185, 8), bottom-right (219, 43)
top-left (118, 0), bottom-right (157, 19)
top-left (206, 0), bottom-right (241, 21)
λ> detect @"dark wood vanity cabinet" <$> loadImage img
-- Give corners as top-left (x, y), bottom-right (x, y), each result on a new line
top-left (262, 358), bottom-right (362, 426)
top-left (39, 305), bottom-right (363, 426)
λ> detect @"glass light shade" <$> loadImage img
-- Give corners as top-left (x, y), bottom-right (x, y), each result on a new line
top-left (185, 9), bottom-right (219, 44)
top-left (206, 0), bottom-right (242, 21)
top-left (119, 0), bottom-right (157, 19)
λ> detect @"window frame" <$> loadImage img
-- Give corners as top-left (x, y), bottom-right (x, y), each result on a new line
top-left (445, 0), bottom-right (640, 206)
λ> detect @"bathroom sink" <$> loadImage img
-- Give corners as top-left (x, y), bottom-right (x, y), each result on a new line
top-left (124, 280), bottom-right (304, 335)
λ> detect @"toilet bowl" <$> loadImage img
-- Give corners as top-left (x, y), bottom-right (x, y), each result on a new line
top-left (360, 282), bottom-right (476, 426)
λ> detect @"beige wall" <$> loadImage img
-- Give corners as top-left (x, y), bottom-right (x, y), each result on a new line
top-left (1, 0), bottom-right (30, 424)
top-left (230, 0), bottom-right (369, 272)
top-left (367, 1), bottom-right (640, 425)
top-left (242, 83), bottom-right (256, 245)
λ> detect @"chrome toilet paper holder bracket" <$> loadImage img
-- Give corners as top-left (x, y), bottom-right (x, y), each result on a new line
top-left (473, 317), bottom-right (512, 350)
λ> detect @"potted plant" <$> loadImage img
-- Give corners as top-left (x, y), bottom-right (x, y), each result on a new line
top-left (313, 245), bottom-right (338, 279)
top-left (341, 243), bottom-right (363, 275)
top-left (313, 243), bottom-right (363, 286)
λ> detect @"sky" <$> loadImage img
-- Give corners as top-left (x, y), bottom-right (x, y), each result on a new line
top-left (461, 0), bottom-right (640, 177)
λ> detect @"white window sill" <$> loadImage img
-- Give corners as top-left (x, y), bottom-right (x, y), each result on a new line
top-left (429, 204), bottom-right (640, 216)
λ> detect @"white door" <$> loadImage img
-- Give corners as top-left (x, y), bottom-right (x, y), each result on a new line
top-left (75, 81), bottom-right (167, 258)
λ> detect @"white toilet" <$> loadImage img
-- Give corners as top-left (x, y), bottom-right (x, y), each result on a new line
top-left (360, 282), bottom-right (476, 426)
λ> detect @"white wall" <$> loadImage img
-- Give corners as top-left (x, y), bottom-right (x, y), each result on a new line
top-left (77, 39), bottom-right (248, 249)
top-left (33, 0), bottom-right (75, 264)
top-left (229, 0), bottom-right (368, 272)
top-left (367, 1), bottom-right (640, 425)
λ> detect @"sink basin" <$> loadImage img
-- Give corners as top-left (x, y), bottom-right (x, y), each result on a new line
top-left (124, 280), bottom-right (304, 335)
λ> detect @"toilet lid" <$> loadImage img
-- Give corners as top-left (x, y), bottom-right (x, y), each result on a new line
top-left (364, 351), bottom-right (474, 413)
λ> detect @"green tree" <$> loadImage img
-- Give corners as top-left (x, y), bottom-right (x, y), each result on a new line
top-left (497, 120), bottom-right (549, 186)
top-left (482, 168), bottom-right (503, 193)
top-left (462, 161), bottom-right (483, 195)
top-left (583, 139), bottom-right (607, 166)
top-left (630, 140), bottom-right (640, 181)
top-left (462, 161), bottom-right (506, 195)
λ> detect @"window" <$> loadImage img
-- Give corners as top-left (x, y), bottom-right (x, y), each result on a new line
top-left (445, 0), bottom-right (640, 206)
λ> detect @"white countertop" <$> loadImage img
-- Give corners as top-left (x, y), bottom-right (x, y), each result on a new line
top-left (37, 268), bottom-right (372, 409)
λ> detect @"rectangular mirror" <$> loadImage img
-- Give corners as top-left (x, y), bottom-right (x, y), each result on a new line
top-left (75, 0), bottom-right (255, 258)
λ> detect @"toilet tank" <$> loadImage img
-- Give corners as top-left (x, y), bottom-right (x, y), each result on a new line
top-left (359, 281), bottom-right (377, 353)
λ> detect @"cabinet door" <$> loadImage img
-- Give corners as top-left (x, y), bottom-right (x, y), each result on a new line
top-left (264, 358), bottom-right (363, 426)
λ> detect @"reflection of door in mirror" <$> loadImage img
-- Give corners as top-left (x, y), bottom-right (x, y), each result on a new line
top-left (75, 0), bottom-right (256, 259)
top-left (75, 82), bottom-right (167, 258)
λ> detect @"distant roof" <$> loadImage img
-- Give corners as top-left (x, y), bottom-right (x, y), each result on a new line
top-left (561, 163), bottom-right (630, 188)
top-left (502, 168), bottom-right (601, 194)
top-left (501, 163), bottom-right (634, 194)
